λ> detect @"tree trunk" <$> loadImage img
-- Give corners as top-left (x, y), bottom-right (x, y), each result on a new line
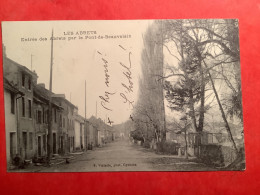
top-left (197, 51), bottom-right (205, 132)
top-left (179, 21), bottom-right (198, 132)
top-left (203, 60), bottom-right (239, 155)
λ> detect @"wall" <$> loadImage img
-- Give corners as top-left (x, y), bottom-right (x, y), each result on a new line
top-left (74, 120), bottom-right (81, 149)
top-left (17, 82), bottom-right (35, 160)
top-left (87, 123), bottom-right (96, 147)
top-left (4, 89), bottom-right (17, 165)
top-left (33, 100), bottom-right (48, 157)
top-left (198, 144), bottom-right (237, 167)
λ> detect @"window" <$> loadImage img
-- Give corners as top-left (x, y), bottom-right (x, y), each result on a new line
top-left (28, 78), bottom-right (31, 90)
top-left (29, 132), bottom-right (33, 150)
top-left (11, 93), bottom-right (15, 114)
top-left (10, 132), bottom-right (16, 159)
top-left (42, 108), bottom-right (45, 123)
top-left (22, 73), bottom-right (25, 87)
top-left (22, 97), bottom-right (25, 117)
top-left (59, 114), bottom-right (62, 127)
top-left (37, 110), bottom-right (42, 124)
top-left (54, 108), bottom-right (57, 123)
top-left (63, 118), bottom-right (65, 128)
top-left (43, 135), bottom-right (46, 152)
top-left (28, 100), bottom-right (32, 118)
top-left (46, 109), bottom-right (49, 124)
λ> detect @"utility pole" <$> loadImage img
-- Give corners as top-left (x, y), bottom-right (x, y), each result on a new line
top-left (85, 80), bottom-right (86, 119)
top-left (47, 29), bottom-right (54, 162)
top-left (84, 80), bottom-right (87, 150)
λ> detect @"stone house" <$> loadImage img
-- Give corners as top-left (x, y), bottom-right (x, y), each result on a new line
top-left (74, 114), bottom-right (85, 150)
top-left (3, 56), bottom-right (38, 161)
top-left (33, 84), bottom-right (63, 157)
top-left (3, 78), bottom-right (24, 166)
top-left (52, 95), bottom-right (77, 153)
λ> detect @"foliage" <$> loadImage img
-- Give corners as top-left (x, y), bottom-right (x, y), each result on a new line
top-left (132, 21), bottom-right (166, 143)
top-left (156, 141), bottom-right (180, 155)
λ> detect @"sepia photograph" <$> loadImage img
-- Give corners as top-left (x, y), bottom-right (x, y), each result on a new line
top-left (2, 19), bottom-right (245, 172)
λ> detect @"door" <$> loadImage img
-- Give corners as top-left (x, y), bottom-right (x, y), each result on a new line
top-left (53, 133), bottom-right (56, 154)
top-left (10, 132), bottom-right (16, 160)
top-left (43, 134), bottom-right (46, 154)
top-left (68, 136), bottom-right (70, 152)
top-left (38, 136), bottom-right (41, 156)
top-left (61, 136), bottom-right (64, 153)
top-left (22, 132), bottom-right (27, 159)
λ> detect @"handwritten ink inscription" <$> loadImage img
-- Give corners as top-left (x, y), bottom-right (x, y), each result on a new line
top-left (98, 51), bottom-right (116, 111)
top-left (119, 45), bottom-right (134, 108)
top-left (98, 45), bottom-right (134, 112)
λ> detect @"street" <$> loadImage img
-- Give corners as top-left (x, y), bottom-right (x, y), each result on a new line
top-left (14, 139), bottom-right (216, 172)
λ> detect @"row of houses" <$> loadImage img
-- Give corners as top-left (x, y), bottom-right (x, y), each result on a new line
top-left (3, 54), bottom-right (115, 167)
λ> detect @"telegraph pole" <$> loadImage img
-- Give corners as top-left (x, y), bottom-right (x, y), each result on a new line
top-left (47, 29), bottom-right (54, 162)
top-left (85, 80), bottom-right (86, 119)
top-left (84, 80), bottom-right (87, 150)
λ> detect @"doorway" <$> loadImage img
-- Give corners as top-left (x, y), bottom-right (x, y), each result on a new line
top-left (10, 132), bottom-right (16, 160)
top-left (53, 133), bottom-right (56, 154)
top-left (38, 136), bottom-right (41, 156)
top-left (22, 132), bottom-right (27, 159)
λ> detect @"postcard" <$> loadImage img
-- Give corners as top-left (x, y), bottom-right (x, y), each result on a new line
top-left (1, 19), bottom-right (245, 172)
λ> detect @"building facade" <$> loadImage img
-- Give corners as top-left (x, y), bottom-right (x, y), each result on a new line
top-left (53, 95), bottom-right (77, 154)
top-left (74, 114), bottom-right (85, 150)
top-left (3, 56), bottom-right (38, 161)
top-left (33, 84), bottom-right (64, 157)
top-left (4, 78), bottom-right (24, 166)
top-left (3, 54), bottom-right (115, 167)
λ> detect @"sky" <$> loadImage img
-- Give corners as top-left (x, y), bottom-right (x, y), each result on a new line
top-left (2, 20), bottom-right (243, 127)
top-left (2, 20), bottom-right (152, 124)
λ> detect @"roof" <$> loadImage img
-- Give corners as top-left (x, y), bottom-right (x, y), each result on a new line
top-left (34, 84), bottom-right (53, 100)
top-left (75, 114), bottom-right (85, 123)
top-left (33, 84), bottom-right (63, 109)
top-left (4, 56), bottom-right (38, 78)
top-left (52, 96), bottom-right (77, 109)
top-left (4, 77), bottom-right (24, 95)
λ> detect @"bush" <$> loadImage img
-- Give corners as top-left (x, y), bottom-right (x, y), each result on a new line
top-left (131, 130), bottom-right (144, 142)
top-left (199, 144), bottom-right (224, 166)
top-left (156, 141), bottom-right (180, 155)
top-left (143, 141), bottom-right (151, 148)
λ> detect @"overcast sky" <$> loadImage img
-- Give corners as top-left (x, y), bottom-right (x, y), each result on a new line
top-left (2, 20), bottom-right (152, 124)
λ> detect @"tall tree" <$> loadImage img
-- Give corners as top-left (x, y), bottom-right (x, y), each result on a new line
top-left (163, 19), bottom-right (242, 156)
top-left (163, 20), bottom-right (208, 132)
top-left (132, 21), bottom-right (166, 143)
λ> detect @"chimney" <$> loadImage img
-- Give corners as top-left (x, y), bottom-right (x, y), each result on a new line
top-left (52, 94), bottom-right (66, 98)
top-left (38, 83), bottom-right (45, 88)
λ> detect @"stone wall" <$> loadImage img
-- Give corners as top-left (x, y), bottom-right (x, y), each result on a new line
top-left (199, 144), bottom-right (237, 167)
